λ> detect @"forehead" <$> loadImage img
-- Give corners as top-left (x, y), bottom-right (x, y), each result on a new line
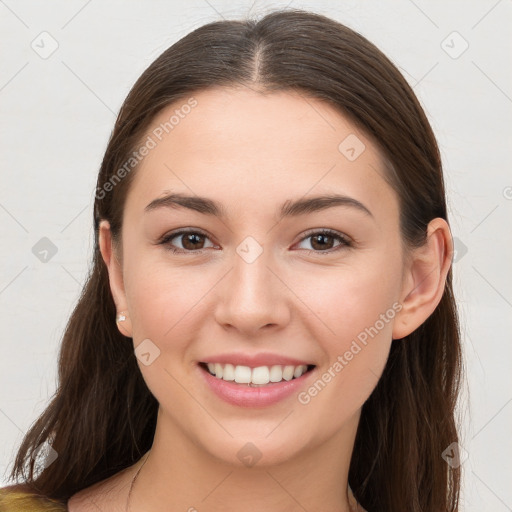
top-left (125, 87), bottom-right (398, 226)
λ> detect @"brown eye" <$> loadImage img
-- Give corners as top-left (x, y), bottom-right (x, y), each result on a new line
top-left (310, 233), bottom-right (335, 250)
top-left (160, 230), bottom-right (216, 253)
top-left (181, 233), bottom-right (206, 250)
top-left (296, 230), bottom-right (351, 253)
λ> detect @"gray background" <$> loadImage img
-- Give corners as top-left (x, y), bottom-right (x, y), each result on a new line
top-left (1, 1), bottom-right (511, 510)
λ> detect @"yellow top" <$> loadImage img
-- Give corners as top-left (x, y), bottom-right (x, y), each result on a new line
top-left (0, 484), bottom-right (365, 511)
top-left (0, 487), bottom-right (67, 511)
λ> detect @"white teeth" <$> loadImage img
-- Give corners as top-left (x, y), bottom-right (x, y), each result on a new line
top-left (251, 366), bottom-right (270, 385)
top-left (269, 365), bottom-right (283, 382)
top-left (293, 365), bottom-right (304, 378)
top-left (234, 365), bottom-right (251, 383)
top-left (282, 365), bottom-right (295, 381)
top-left (204, 363), bottom-right (310, 385)
top-left (222, 363), bottom-right (235, 381)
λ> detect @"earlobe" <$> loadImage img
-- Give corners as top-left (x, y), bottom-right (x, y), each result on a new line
top-left (98, 220), bottom-right (133, 338)
top-left (115, 310), bottom-right (133, 338)
top-left (392, 218), bottom-right (453, 340)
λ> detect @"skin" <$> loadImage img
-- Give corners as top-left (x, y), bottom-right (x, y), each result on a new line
top-left (68, 87), bottom-right (453, 512)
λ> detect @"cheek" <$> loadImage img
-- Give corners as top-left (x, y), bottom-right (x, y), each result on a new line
top-left (291, 255), bottom-right (401, 426)
top-left (122, 257), bottom-right (213, 404)
top-left (123, 252), bottom-right (217, 349)
top-left (289, 256), bottom-right (401, 347)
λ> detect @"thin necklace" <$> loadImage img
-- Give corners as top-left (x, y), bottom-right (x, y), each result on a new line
top-left (125, 451), bottom-right (150, 512)
top-left (125, 452), bottom-right (361, 512)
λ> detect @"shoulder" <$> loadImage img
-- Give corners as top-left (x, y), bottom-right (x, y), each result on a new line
top-left (0, 484), bottom-right (67, 511)
top-left (67, 466), bottom-right (135, 512)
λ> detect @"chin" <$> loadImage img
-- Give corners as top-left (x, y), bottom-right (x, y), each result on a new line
top-left (198, 428), bottom-right (312, 469)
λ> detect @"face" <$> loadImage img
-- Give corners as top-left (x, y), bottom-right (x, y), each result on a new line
top-left (103, 87), bottom-right (410, 467)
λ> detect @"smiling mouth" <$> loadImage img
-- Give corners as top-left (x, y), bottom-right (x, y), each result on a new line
top-left (198, 362), bottom-right (316, 387)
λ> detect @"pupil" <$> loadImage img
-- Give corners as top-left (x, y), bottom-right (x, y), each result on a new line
top-left (312, 234), bottom-right (333, 250)
top-left (184, 233), bottom-right (203, 250)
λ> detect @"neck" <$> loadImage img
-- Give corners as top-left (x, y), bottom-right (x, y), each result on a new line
top-left (128, 407), bottom-right (361, 512)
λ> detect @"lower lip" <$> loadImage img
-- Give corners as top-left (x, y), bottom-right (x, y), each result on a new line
top-left (198, 364), bottom-right (315, 408)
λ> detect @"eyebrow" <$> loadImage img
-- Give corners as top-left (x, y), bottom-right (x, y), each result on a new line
top-left (144, 192), bottom-right (373, 219)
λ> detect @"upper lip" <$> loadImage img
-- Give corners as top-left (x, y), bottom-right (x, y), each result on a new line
top-left (199, 352), bottom-right (315, 368)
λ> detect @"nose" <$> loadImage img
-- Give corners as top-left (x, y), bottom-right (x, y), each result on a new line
top-left (213, 248), bottom-right (291, 336)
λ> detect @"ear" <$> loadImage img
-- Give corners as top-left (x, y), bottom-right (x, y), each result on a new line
top-left (392, 218), bottom-right (453, 340)
top-left (98, 220), bottom-right (132, 338)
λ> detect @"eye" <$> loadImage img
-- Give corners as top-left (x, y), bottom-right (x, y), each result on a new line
top-left (158, 228), bottom-right (352, 255)
top-left (158, 229), bottom-right (217, 254)
top-left (295, 229), bottom-right (352, 254)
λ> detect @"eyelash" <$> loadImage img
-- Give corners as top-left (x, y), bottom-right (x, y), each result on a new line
top-left (158, 228), bottom-right (353, 256)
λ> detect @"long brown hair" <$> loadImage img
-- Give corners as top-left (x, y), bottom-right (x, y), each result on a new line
top-left (7, 9), bottom-right (463, 511)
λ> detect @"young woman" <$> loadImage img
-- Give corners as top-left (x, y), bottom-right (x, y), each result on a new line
top-left (1, 9), bottom-right (462, 512)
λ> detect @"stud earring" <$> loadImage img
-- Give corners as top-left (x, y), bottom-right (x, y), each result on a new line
top-left (116, 311), bottom-right (128, 323)
top-left (115, 310), bottom-right (132, 337)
